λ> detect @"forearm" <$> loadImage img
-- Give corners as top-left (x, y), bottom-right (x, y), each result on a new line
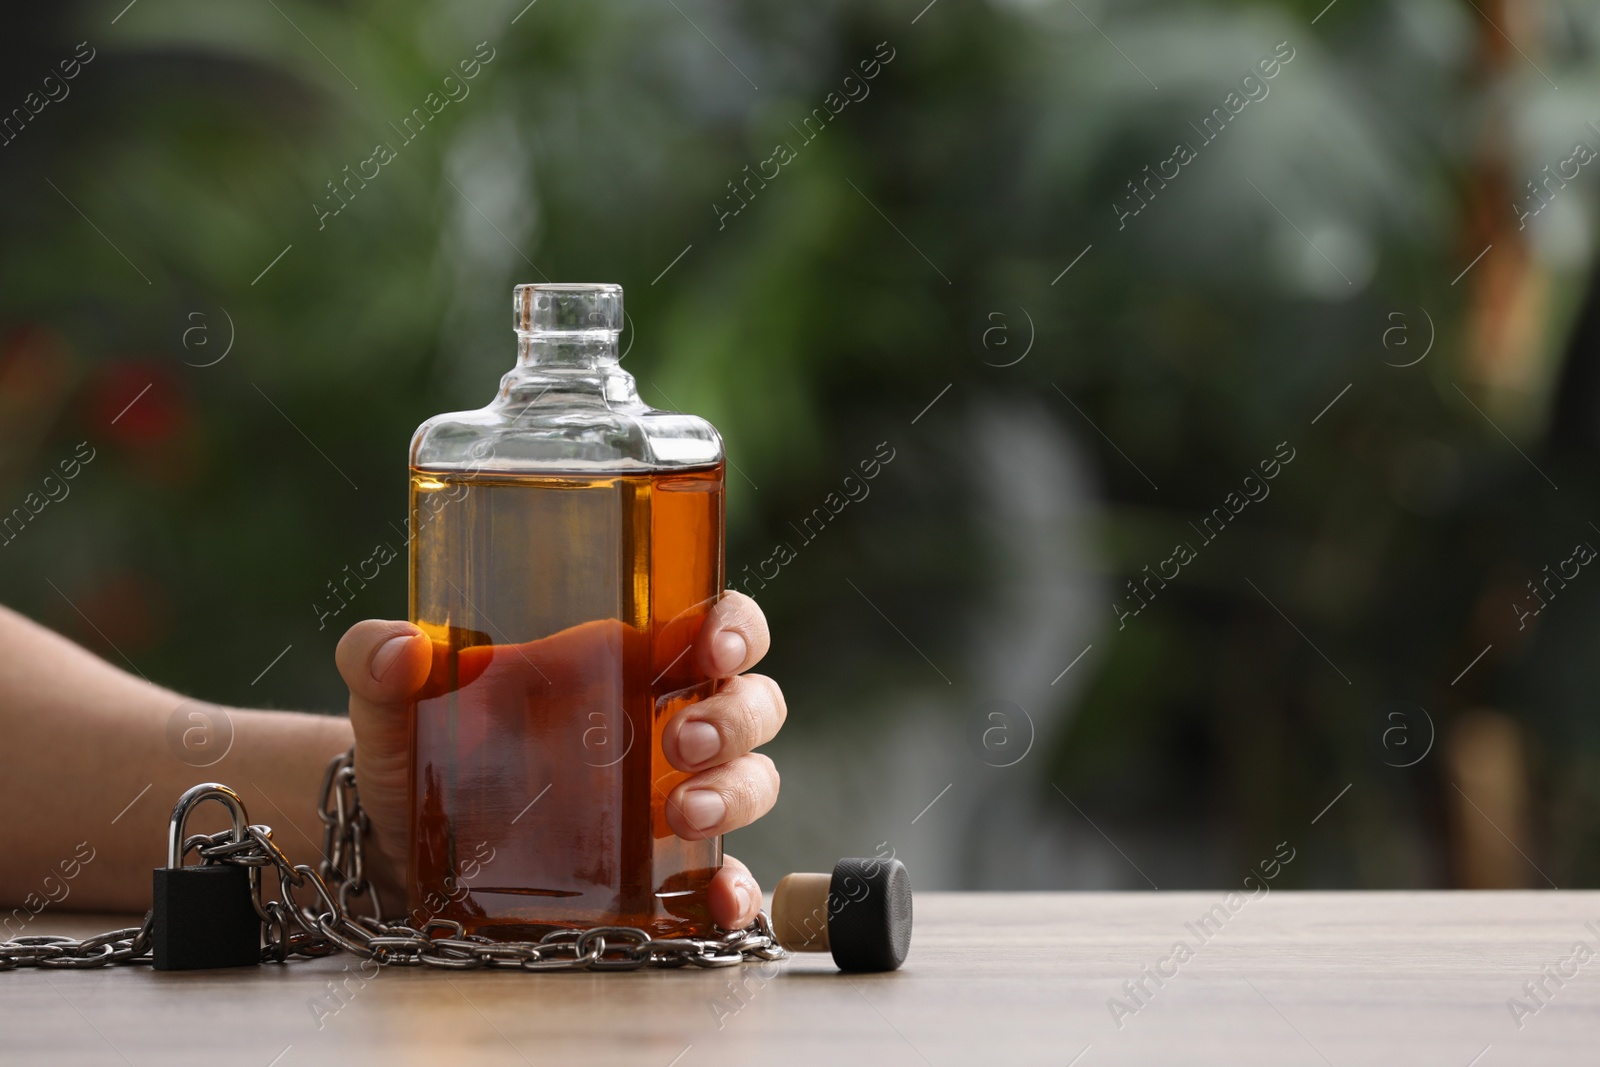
top-left (0, 605), bottom-right (354, 916)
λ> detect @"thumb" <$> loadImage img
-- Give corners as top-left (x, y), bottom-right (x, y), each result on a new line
top-left (336, 620), bottom-right (431, 715)
top-left (335, 620), bottom-right (430, 894)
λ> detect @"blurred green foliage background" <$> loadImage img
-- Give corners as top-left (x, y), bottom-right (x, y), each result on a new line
top-left (5, 0), bottom-right (1600, 891)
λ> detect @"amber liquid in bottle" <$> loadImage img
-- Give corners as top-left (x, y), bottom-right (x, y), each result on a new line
top-left (407, 462), bottom-right (724, 939)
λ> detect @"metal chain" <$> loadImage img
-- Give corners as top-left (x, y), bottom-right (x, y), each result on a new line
top-left (0, 749), bottom-right (787, 972)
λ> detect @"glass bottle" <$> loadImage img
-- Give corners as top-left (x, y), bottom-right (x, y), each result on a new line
top-left (406, 283), bottom-right (725, 939)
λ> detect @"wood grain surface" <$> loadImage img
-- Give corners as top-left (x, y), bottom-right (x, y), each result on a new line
top-left (7, 891), bottom-right (1598, 1065)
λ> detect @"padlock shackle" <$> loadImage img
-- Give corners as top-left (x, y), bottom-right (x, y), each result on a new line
top-left (167, 783), bottom-right (251, 868)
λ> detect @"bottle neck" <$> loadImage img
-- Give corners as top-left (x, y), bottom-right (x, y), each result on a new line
top-left (500, 330), bottom-right (641, 409)
top-left (516, 330), bottom-right (620, 369)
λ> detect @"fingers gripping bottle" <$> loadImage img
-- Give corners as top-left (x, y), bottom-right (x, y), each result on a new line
top-left (406, 283), bottom-right (725, 938)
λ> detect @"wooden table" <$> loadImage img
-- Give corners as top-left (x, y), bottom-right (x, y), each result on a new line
top-left (7, 891), bottom-right (1596, 1065)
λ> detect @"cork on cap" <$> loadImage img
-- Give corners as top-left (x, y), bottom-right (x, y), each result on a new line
top-left (771, 872), bottom-right (832, 953)
top-left (769, 857), bottom-right (914, 972)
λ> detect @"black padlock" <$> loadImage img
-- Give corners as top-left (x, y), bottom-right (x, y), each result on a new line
top-left (151, 784), bottom-right (263, 971)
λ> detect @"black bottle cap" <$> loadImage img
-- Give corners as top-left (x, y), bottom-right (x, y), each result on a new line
top-left (827, 856), bottom-right (913, 972)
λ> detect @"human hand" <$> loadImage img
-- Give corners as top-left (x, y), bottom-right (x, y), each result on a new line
top-left (334, 591), bottom-right (784, 929)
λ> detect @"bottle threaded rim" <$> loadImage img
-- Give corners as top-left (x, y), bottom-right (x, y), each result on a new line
top-left (514, 283), bottom-right (623, 335)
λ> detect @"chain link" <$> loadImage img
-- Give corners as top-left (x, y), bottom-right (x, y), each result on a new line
top-left (0, 749), bottom-right (787, 973)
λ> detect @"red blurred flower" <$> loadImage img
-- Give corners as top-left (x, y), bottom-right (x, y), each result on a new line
top-left (87, 360), bottom-right (190, 449)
